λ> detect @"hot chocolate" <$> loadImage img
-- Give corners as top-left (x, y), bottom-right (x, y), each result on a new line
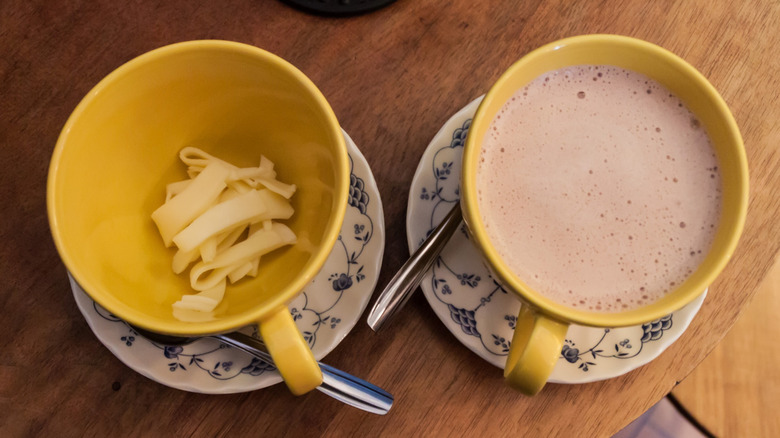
top-left (476, 65), bottom-right (722, 312)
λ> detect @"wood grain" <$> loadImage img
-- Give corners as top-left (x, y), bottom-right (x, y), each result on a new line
top-left (1, 0), bottom-right (779, 436)
top-left (672, 257), bottom-right (780, 437)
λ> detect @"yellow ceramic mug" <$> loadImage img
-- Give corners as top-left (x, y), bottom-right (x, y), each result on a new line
top-left (47, 41), bottom-right (350, 395)
top-left (461, 35), bottom-right (748, 395)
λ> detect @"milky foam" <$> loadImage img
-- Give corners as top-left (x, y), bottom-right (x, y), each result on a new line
top-left (476, 65), bottom-right (722, 312)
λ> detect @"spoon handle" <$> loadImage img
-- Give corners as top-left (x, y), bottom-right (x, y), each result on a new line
top-left (215, 332), bottom-right (393, 415)
top-left (366, 202), bottom-right (463, 332)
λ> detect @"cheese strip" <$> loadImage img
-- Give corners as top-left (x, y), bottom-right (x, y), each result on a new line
top-left (181, 147), bottom-right (276, 184)
top-left (218, 186), bottom-right (242, 203)
top-left (165, 179), bottom-right (192, 202)
top-left (200, 236), bottom-right (218, 263)
top-left (172, 280), bottom-right (226, 312)
top-left (227, 179), bottom-right (253, 194)
top-left (230, 166), bottom-right (276, 182)
top-left (227, 261), bottom-right (254, 284)
top-left (181, 147), bottom-right (292, 197)
top-left (256, 176), bottom-right (296, 199)
top-left (259, 155), bottom-right (274, 172)
top-left (172, 189), bottom-right (269, 253)
top-left (254, 189), bottom-right (295, 221)
top-left (172, 246), bottom-right (200, 274)
top-left (216, 224), bottom-right (247, 253)
top-left (172, 308), bottom-right (217, 322)
top-left (202, 223), bottom-right (248, 263)
top-left (179, 147), bottom-right (231, 169)
top-left (152, 162), bottom-right (230, 247)
top-left (189, 223), bottom-right (296, 291)
top-left (243, 223), bottom-right (268, 279)
top-left (187, 279), bottom-right (226, 303)
top-left (247, 257), bottom-right (260, 277)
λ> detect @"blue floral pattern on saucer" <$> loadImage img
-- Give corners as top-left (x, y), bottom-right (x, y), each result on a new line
top-left (72, 131), bottom-right (385, 394)
top-left (406, 96), bottom-right (706, 384)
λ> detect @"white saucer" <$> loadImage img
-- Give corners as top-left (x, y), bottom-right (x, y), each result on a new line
top-left (406, 96), bottom-right (706, 384)
top-left (72, 131), bottom-right (385, 394)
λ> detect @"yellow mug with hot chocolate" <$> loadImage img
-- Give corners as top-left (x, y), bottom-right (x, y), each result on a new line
top-left (460, 35), bottom-right (748, 395)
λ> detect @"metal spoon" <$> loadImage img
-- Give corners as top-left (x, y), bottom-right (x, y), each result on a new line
top-left (128, 324), bottom-right (393, 415)
top-left (366, 202), bottom-right (462, 331)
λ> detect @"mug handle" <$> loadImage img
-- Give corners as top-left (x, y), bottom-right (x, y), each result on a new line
top-left (259, 307), bottom-right (323, 395)
top-left (504, 305), bottom-right (569, 395)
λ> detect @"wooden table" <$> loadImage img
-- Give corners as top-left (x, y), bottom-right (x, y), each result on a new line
top-left (2, 1), bottom-right (779, 436)
top-left (672, 258), bottom-right (780, 437)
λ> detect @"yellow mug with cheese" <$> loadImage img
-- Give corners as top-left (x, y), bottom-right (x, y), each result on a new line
top-left (47, 40), bottom-right (349, 395)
